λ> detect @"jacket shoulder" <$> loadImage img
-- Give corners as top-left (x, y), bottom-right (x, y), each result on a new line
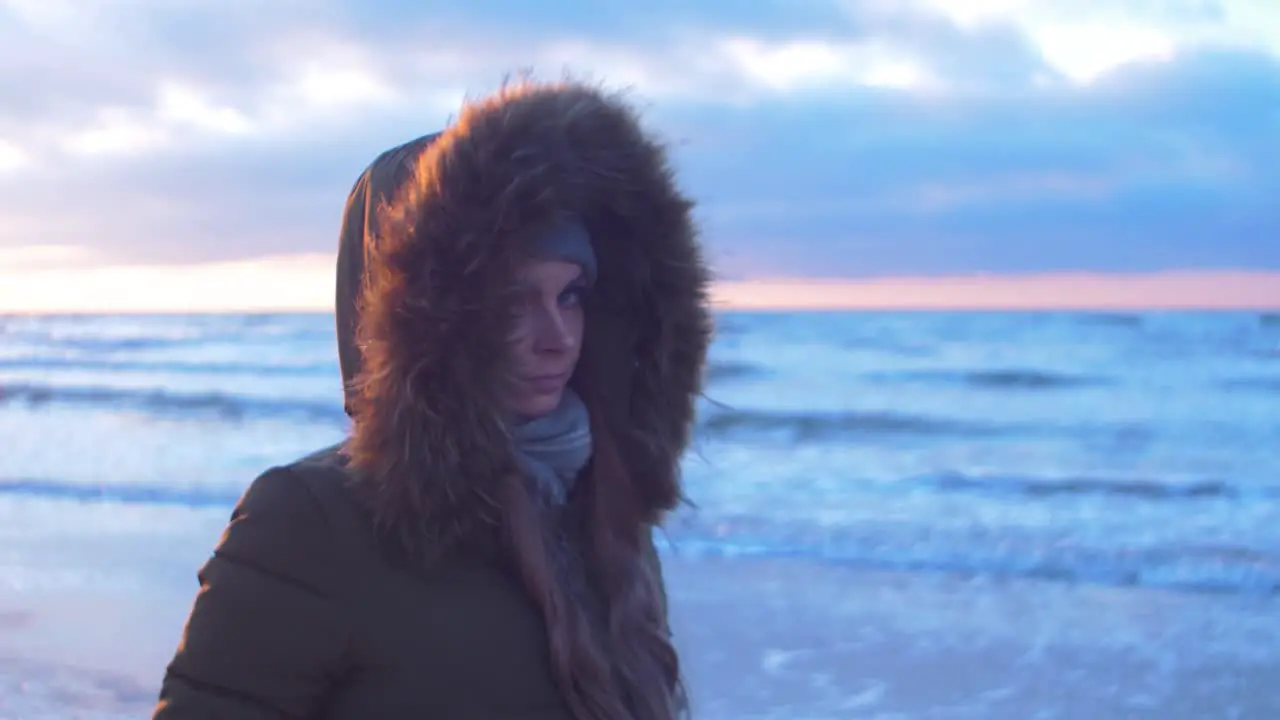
top-left (285, 444), bottom-right (363, 515)
top-left (213, 463), bottom-right (344, 591)
top-left (283, 444), bottom-right (386, 553)
top-left (285, 443), bottom-right (482, 569)
top-left (154, 463), bottom-right (352, 719)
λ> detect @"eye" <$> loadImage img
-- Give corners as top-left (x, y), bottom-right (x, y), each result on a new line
top-left (558, 284), bottom-right (587, 308)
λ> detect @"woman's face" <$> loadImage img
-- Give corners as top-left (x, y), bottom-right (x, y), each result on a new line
top-left (506, 259), bottom-right (588, 418)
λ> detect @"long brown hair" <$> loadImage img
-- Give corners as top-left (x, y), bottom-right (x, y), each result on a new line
top-left (499, 378), bottom-right (687, 720)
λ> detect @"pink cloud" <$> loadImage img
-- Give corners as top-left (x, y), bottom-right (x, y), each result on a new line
top-left (712, 270), bottom-right (1280, 310)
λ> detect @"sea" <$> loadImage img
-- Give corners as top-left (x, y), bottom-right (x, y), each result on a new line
top-left (2, 310), bottom-right (1279, 719)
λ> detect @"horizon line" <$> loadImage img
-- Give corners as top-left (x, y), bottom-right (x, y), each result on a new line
top-left (5, 303), bottom-right (1274, 315)
top-left (0, 252), bottom-right (1277, 313)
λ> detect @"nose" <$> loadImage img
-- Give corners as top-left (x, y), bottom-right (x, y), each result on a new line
top-left (532, 304), bottom-right (574, 354)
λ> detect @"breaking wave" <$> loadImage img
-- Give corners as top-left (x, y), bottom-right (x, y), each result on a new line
top-left (871, 368), bottom-right (1108, 390)
top-left (909, 472), bottom-right (1278, 501)
top-left (704, 360), bottom-right (768, 383)
top-left (0, 382), bottom-right (346, 426)
top-left (5, 475), bottom-right (1274, 598)
top-left (699, 409), bottom-right (1010, 441)
top-left (0, 356), bottom-right (334, 376)
top-left (664, 524), bottom-right (1280, 597)
top-left (1221, 376), bottom-right (1280, 393)
top-left (0, 477), bottom-right (243, 508)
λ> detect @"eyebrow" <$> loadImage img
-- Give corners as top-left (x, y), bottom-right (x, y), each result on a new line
top-left (513, 269), bottom-right (587, 296)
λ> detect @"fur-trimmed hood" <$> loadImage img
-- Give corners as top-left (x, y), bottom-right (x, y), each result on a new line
top-left (334, 80), bottom-right (712, 559)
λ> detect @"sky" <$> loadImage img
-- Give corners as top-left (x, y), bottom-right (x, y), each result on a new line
top-left (0, 0), bottom-right (1278, 312)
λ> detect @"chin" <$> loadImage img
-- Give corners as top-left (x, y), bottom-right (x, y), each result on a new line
top-left (512, 389), bottom-right (564, 419)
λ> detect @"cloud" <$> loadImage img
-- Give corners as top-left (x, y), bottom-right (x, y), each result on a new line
top-left (0, 138), bottom-right (29, 172)
top-left (0, 0), bottom-right (1276, 281)
top-left (666, 47), bottom-right (1280, 277)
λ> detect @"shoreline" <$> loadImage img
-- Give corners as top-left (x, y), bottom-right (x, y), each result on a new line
top-left (3, 551), bottom-right (1279, 719)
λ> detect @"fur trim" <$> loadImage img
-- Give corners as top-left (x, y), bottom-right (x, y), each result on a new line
top-left (340, 79), bottom-right (712, 560)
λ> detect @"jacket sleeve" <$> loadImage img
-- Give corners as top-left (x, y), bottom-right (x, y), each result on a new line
top-left (152, 467), bottom-right (349, 719)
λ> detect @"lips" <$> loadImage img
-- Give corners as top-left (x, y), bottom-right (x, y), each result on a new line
top-left (519, 371), bottom-right (569, 393)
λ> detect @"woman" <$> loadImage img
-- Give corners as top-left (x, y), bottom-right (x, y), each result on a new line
top-left (152, 78), bottom-right (712, 720)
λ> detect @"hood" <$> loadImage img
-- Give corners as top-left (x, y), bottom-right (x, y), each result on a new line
top-left (334, 80), bottom-right (713, 558)
top-left (335, 132), bottom-right (436, 412)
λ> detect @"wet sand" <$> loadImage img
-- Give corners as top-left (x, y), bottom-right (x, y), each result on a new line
top-left (3, 546), bottom-right (1279, 719)
top-left (664, 555), bottom-right (1280, 719)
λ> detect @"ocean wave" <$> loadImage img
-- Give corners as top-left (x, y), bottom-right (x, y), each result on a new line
top-left (1074, 312), bottom-right (1144, 327)
top-left (0, 319), bottom-right (234, 351)
top-left (1, 332), bottom-right (204, 353)
top-left (962, 369), bottom-right (1106, 390)
top-left (1222, 377), bottom-right (1280, 393)
top-left (912, 472), bottom-right (1277, 501)
top-left (7, 475), bottom-right (1276, 597)
top-left (1260, 313), bottom-right (1280, 326)
top-left (704, 361), bottom-right (767, 383)
top-left (0, 382), bottom-right (346, 425)
top-left (0, 356), bottom-right (334, 376)
top-left (0, 381), bottom-right (1009, 439)
top-left (661, 518), bottom-right (1280, 597)
top-left (872, 368), bottom-right (1107, 390)
top-left (0, 477), bottom-right (243, 508)
top-left (1, 315), bottom-right (331, 355)
top-left (699, 409), bottom-right (1007, 441)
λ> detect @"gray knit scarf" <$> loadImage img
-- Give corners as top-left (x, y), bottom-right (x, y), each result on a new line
top-left (510, 388), bottom-right (593, 505)
top-left (512, 390), bottom-right (625, 711)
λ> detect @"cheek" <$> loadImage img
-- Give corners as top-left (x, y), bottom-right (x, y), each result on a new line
top-left (566, 309), bottom-right (586, 351)
top-left (506, 317), bottom-right (536, 359)
top-left (507, 311), bottom-right (533, 341)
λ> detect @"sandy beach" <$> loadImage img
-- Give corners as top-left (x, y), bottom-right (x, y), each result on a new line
top-left (3, 527), bottom-right (1278, 719)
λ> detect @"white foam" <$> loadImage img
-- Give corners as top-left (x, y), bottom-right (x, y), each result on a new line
top-left (3, 519), bottom-right (1280, 719)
